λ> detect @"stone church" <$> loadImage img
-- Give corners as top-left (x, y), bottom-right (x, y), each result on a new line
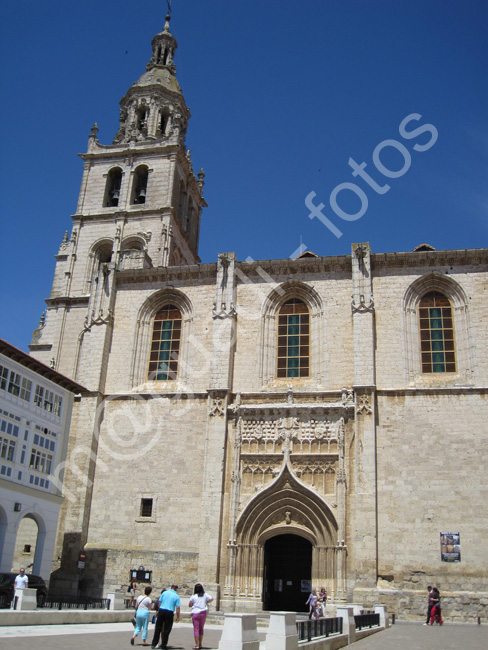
top-left (28, 15), bottom-right (487, 620)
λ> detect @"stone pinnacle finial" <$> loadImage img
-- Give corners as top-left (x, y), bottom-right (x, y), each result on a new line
top-left (164, 0), bottom-right (172, 32)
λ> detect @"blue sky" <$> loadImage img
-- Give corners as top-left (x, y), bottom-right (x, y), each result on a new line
top-left (1, 0), bottom-right (486, 352)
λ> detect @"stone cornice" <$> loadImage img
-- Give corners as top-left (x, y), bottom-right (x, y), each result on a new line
top-left (376, 386), bottom-right (488, 396)
top-left (45, 296), bottom-right (89, 307)
top-left (116, 262), bottom-right (217, 285)
top-left (94, 390), bottom-right (208, 400)
top-left (70, 207), bottom-right (175, 223)
top-left (231, 402), bottom-right (354, 415)
top-left (371, 248), bottom-right (488, 270)
top-left (80, 142), bottom-right (180, 160)
top-left (231, 390), bottom-right (351, 404)
top-left (236, 255), bottom-right (352, 277)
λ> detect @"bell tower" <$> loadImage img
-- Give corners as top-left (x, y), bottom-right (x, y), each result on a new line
top-left (29, 12), bottom-right (206, 386)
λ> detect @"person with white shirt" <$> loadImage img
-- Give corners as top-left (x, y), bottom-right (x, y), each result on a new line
top-left (131, 585), bottom-right (154, 646)
top-left (188, 583), bottom-right (213, 650)
top-left (14, 568), bottom-right (28, 590)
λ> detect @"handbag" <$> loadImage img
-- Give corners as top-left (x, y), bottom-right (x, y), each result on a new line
top-left (131, 616), bottom-right (136, 627)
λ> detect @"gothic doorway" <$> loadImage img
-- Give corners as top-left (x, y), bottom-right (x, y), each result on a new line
top-left (263, 534), bottom-right (311, 612)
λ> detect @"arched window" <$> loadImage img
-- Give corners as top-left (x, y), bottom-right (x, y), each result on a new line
top-left (136, 106), bottom-right (148, 134)
top-left (148, 305), bottom-right (182, 381)
top-left (419, 291), bottom-right (456, 373)
top-left (277, 298), bottom-right (310, 378)
top-left (104, 167), bottom-right (122, 207)
top-left (132, 166), bottom-right (148, 205)
top-left (159, 109), bottom-right (170, 136)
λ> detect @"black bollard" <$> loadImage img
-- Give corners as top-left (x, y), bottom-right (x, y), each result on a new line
top-left (391, 613), bottom-right (395, 624)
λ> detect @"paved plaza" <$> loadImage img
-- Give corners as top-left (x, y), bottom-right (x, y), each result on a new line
top-left (0, 621), bottom-right (486, 650)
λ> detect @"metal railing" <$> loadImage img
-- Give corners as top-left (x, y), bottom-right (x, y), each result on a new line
top-left (296, 617), bottom-right (343, 642)
top-left (42, 597), bottom-right (111, 610)
top-left (354, 612), bottom-right (380, 630)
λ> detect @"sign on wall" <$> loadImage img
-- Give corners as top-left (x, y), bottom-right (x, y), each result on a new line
top-left (440, 532), bottom-right (461, 562)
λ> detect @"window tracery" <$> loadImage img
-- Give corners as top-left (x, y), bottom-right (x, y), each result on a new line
top-left (403, 273), bottom-right (472, 383)
top-left (259, 282), bottom-right (325, 386)
top-left (418, 291), bottom-right (456, 373)
top-left (147, 305), bottom-right (182, 381)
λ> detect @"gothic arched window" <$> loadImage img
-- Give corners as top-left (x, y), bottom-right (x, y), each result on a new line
top-left (132, 165), bottom-right (148, 205)
top-left (148, 305), bottom-right (182, 381)
top-left (104, 167), bottom-right (122, 207)
top-left (136, 106), bottom-right (148, 134)
top-left (419, 291), bottom-right (456, 373)
top-left (159, 109), bottom-right (170, 136)
top-left (277, 298), bottom-right (310, 378)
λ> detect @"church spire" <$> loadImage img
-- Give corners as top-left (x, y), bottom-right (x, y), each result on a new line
top-left (112, 9), bottom-right (187, 145)
top-left (146, 10), bottom-right (178, 73)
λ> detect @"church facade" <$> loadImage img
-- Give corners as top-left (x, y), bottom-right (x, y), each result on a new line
top-left (29, 16), bottom-right (487, 621)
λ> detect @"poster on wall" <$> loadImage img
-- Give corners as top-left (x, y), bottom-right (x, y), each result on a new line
top-left (440, 532), bottom-right (461, 562)
top-left (301, 580), bottom-right (311, 593)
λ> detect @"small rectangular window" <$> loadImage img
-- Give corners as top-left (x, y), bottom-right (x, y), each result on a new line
top-left (140, 498), bottom-right (153, 518)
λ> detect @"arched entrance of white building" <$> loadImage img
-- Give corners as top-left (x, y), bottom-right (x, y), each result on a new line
top-left (13, 516), bottom-right (39, 572)
top-left (263, 533), bottom-right (311, 611)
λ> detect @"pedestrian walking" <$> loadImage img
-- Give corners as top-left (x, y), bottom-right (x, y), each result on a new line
top-left (306, 588), bottom-right (319, 620)
top-left (188, 583), bottom-right (213, 649)
top-left (14, 568), bottom-right (28, 590)
top-left (129, 578), bottom-right (138, 607)
top-left (423, 585), bottom-right (434, 625)
top-left (318, 587), bottom-right (327, 617)
top-left (131, 586), bottom-right (153, 646)
top-left (429, 587), bottom-right (443, 625)
top-left (151, 583), bottom-right (180, 649)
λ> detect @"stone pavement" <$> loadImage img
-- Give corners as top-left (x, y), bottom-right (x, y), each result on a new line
top-left (348, 621), bottom-right (487, 650)
top-left (0, 620), bottom-right (486, 650)
top-left (0, 621), bottom-right (265, 650)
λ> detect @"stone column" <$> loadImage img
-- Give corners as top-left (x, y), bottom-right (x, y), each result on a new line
top-left (375, 604), bottom-right (389, 628)
top-left (198, 253), bottom-right (237, 597)
top-left (350, 243), bottom-right (378, 595)
top-left (336, 605), bottom-right (356, 644)
top-left (265, 612), bottom-right (298, 650)
top-left (218, 614), bottom-right (260, 650)
top-left (14, 588), bottom-right (37, 610)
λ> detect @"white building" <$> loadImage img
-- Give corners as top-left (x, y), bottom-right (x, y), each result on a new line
top-left (0, 338), bottom-right (85, 581)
